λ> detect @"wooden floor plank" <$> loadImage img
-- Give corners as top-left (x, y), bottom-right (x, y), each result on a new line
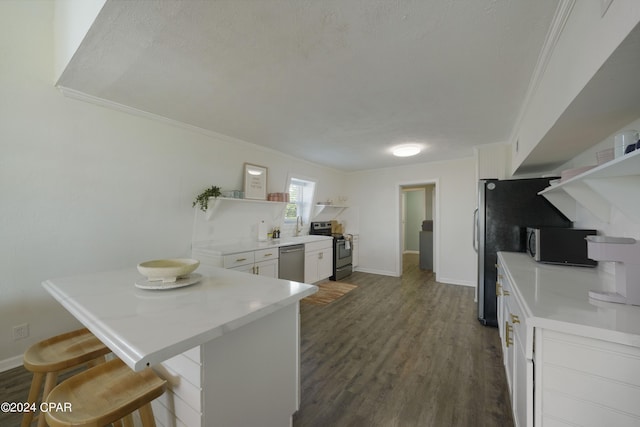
top-left (293, 254), bottom-right (513, 427)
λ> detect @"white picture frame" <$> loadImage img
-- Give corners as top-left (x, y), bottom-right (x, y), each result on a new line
top-left (243, 163), bottom-right (268, 200)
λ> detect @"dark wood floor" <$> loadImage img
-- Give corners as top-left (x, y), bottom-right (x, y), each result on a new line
top-left (293, 254), bottom-right (513, 427)
top-left (0, 254), bottom-right (513, 427)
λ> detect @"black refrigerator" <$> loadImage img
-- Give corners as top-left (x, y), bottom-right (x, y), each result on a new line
top-left (474, 178), bottom-right (571, 326)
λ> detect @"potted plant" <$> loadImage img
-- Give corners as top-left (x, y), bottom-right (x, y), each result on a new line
top-left (192, 185), bottom-right (221, 212)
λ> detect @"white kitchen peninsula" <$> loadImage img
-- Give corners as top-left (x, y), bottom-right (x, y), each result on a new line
top-left (42, 265), bottom-right (317, 427)
top-left (497, 252), bottom-right (640, 427)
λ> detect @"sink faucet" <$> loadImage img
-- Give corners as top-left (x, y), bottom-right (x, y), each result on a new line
top-left (295, 216), bottom-right (303, 236)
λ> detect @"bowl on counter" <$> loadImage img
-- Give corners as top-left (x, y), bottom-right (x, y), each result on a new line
top-left (137, 258), bottom-right (200, 282)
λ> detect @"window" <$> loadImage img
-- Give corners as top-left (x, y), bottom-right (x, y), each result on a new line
top-left (285, 177), bottom-right (316, 223)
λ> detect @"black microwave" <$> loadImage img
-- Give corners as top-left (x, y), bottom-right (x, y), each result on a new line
top-left (526, 227), bottom-right (598, 267)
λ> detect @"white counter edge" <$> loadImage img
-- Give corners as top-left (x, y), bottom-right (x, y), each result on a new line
top-left (42, 280), bottom-right (318, 371)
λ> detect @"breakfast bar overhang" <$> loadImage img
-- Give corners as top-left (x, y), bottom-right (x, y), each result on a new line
top-left (42, 265), bottom-right (317, 427)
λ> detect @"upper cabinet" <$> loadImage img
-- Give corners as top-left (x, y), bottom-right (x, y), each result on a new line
top-left (539, 149), bottom-right (640, 223)
top-left (512, 1), bottom-right (640, 175)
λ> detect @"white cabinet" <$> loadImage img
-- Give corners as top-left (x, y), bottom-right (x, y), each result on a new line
top-left (351, 235), bottom-right (359, 269)
top-left (304, 240), bottom-right (333, 283)
top-left (253, 249), bottom-right (279, 277)
top-left (497, 261), bottom-right (530, 427)
top-left (222, 249), bottom-right (279, 278)
top-left (535, 330), bottom-right (640, 426)
top-left (497, 252), bottom-right (640, 427)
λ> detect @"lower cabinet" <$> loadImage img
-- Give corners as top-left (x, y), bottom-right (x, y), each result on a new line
top-left (304, 240), bottom-right (333, 283)
top-left (535, 330), bottom-right (640, 426)
top-left (497, 262), bottom-right (529, 427)
top-left (497, 253), bottom-right (640, 427)
top-left (224, 249), bottom-right (279, 278)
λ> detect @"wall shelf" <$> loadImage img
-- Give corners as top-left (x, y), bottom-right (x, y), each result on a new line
top-left (312, 204), bottom-right (348, 219)
top-left (538, 149), bottom-right (640, 223)
top-left (205, 197), bottom-right (286, 220)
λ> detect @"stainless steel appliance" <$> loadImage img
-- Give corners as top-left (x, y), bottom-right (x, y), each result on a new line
top-left (309, 221), bottom-right (352, 281)
top-left (526, 227), bottom-right (597, 267)
top-left (474, 178), bottom-right (572, 326)
top-left (279, 244), bottom-right (305, 282)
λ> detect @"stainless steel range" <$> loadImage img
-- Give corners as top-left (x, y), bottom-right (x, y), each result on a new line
top-left (309, 221), bottom-right (352, 281)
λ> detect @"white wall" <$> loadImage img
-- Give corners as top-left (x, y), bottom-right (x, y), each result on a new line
top-left (0, 1), bottom-right (345, 368)
top-left (346, 157), bottom-right (476, 286)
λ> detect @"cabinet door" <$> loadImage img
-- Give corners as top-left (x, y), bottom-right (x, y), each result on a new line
top-left (317, 248), bottom-right (333, 281)
top-left (513, 330), bottom-right (530, 427)
top-left (304, 251), bottom-right (319, 283)
top-left (503, 301), bottom-right (514, 394)
top-left (496, 263), bottom-right (506, 355)
top-left (255, 259), bottom-right (278, 278)
top-left (536, 329), bottom-right (640, 426)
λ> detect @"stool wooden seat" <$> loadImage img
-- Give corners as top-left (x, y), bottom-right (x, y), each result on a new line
top-left (22, 328), bottom-right (111, 427)
top-left (44, 358), bottom-right (166, 427)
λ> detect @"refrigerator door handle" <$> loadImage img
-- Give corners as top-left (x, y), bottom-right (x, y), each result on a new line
top-left (473, 208), bottom-right (478, 253)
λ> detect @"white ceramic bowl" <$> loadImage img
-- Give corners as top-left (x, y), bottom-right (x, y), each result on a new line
top-left (137, 258), bottom-right (200, 283)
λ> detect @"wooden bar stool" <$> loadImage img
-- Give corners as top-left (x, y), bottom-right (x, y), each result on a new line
top-left (22, 328), bottom-right (111, 427)
top-left (44, 358), bottom-right (166, 427)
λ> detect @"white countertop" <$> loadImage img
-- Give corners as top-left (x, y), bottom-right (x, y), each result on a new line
top-left (192, 235), bottom-right (333, 255)
top-left (42, 265), bottom-right (317, 371)
top-left (498, 252), bottom-right (640, 347)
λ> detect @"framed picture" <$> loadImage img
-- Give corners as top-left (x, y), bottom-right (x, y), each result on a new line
top-left (243, 163), bottom-right (268, 200)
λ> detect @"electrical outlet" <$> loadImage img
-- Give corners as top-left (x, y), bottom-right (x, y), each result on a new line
top-left (13, 323), bottom-right (29, 340)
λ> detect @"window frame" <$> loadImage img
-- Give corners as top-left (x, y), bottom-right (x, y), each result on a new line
top-left (284, 174), bottom-right (317, 224)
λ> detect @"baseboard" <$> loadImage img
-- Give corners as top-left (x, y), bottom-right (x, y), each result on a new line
top-left (353, 267), bottom-right (399, 277)
top-left (0, 354), bottom-right (23, 373)
top-left (437, 276), bottom-right (476, 287)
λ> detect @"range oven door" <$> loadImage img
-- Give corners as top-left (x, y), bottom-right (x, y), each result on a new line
top-left (332, 238), bottom-right (353, 280)
top-left (335, 238), bottom-right (352, 268)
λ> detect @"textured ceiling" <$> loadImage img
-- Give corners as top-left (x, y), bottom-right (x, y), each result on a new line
top-left (57, 0), bottom-right (559, 171)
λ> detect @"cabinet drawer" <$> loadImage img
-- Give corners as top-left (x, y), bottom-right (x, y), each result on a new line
top-left (223, 251), bottom-right (255, 268)
top-left (254, 248), bottom-right (278, 262)
top-left (306, 240), bottom-right (332, 253)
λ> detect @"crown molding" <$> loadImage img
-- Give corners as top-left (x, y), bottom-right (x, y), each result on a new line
top-left (509, 0), bottom-right (576, 145)
top-left (56, 85), bottom-right (347, 172)
top-left (56, 85), bottom-right (254, 147)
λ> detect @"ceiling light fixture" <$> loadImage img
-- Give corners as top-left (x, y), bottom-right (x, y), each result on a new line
top-left (392, 144), bottom-right (421, 157)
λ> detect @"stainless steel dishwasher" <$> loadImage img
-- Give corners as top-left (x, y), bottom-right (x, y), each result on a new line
top-left (278, 244), bottom-right (305, 282)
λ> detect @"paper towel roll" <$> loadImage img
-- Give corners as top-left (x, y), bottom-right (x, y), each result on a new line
top-left (258, 220), bottom-right (267, 241)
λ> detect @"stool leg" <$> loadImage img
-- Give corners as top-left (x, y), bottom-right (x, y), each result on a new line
top-left (139, 403), bottom-right (157, 427)
top-left (37, 372), bottom-right (58, 427)
top-left (122, 414), bottom-right (134, 427)
top-left (87, 354), bottom-right (107, 368)
top-left (22, 372), bottom-right (44, 427)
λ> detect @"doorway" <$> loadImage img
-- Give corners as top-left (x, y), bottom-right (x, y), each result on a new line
top-left (399, 182), bottom-right (438, 276)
